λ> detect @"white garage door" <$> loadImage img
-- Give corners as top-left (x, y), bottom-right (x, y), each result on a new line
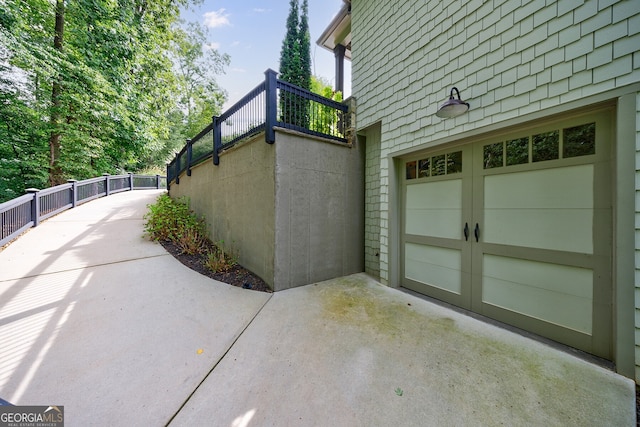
top-left (402, 108), bottom-right (613, 359)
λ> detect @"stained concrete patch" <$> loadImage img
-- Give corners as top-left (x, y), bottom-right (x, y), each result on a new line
top-left (171, 274), bottom-right (634, 426)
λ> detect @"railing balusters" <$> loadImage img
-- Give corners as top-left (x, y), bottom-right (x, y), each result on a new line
top-left (0, 174), bottom-right (166, 247)
top-left (166, 68), bottom-right (350, 185)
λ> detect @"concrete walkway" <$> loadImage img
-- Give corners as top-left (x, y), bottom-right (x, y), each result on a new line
top-left (0, 190), bottom-right (635, 426)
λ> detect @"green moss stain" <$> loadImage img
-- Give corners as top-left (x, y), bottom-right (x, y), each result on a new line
top-left (319, 276), bottom-right (454, 340)
top-left (315, 275), bottom-right (632, 425)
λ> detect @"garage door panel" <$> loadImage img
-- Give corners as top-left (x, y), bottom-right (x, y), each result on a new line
top-left (406, 209), bottom-right (462, 239)
top-left (484, 165), bottom-right (594, 209)
top-left (484, 209), bottom-right (593, 253)
top-left (406, 179), bottom-right (462, 208)
top-left (482, 255), bottom-right (593, 334)
top-left (483, 164), bottom-right (594, 253)
top-left (405, 243), bottom-right (462, 294)
top-left (406, 180), bottom-right (462, 239)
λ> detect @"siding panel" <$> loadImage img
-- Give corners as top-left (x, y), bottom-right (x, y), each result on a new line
top-left (351, 0), bottom-right (640, 377)
top-left (635, 92), bottom-right (640, 382)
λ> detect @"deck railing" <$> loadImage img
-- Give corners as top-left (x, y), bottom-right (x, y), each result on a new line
top-left (0, 174), bottom-right (166, 246)
top-left (167, 69), bottom-right (350, 185)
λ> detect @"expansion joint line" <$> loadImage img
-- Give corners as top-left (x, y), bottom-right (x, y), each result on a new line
top-left (165, 293), bottom-right (274, 426)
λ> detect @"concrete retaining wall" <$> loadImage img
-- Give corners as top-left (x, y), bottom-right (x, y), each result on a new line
top-left (274, 130), bottom-right (364, 290)
top-left (169, 130), bottom-right (364, 291)
top-left (170, 133), bottom-right (276, 288)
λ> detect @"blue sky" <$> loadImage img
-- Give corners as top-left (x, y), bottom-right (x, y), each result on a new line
top-left (180, 1), bottom-right (352, 109)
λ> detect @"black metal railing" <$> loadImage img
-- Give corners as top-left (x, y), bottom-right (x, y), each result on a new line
top-left (219, 81), bottom-right (267, 153)
top-left (276, 79), bottom-right (347, 141)
top-left (167, 69), bottom-right (349, 185)
top-left (0, 174), bottom-right (166, 246)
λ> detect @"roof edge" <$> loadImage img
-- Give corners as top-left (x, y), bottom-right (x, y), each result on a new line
top-left (316, 1), bottom-right (352, 59)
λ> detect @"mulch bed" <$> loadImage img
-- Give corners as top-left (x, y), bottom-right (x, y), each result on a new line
top-left (159, 240), bottom-right (272, 293)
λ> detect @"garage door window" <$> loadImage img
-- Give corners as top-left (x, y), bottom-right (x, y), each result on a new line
top-left (481, 122), bottom-right (596, 170)
top-left (564, 123), bottom-right (596, 158)
top-left (406, 150), bottom-right (463, 179)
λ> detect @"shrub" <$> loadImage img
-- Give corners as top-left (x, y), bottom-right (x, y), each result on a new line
top-left (205, 241), bottom-right (238, 273)
top-left (177, 227), bottom-right (207, 255)
top-left (144, 194), bottom-right (205, 243)
top-left (144, 194), bottom-right (238, 273)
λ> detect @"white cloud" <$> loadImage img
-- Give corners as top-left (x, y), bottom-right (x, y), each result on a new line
top-left (252, 8), bottom-right (271, 13)
top-left (203, 9), bottom-right (231, 28)
top-left (231, 68), bottom-right (247, 73)
top-left (231, 41), bottom-right (241, 47)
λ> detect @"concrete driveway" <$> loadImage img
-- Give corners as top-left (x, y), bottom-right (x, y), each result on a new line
top-left (0, 190), bottom-right (635, 426)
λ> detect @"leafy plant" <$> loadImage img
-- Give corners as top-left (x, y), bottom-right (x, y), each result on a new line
top-left (143, 194), bottom-right (205, 243)
top-left (309, 76), bottom-right (344, 137)
top-left (205, 241), bottom-right (238, 273)
top-left (144, 194), bottom-right (238, 273)
top-left (176, 226), bottom-right (207, 255)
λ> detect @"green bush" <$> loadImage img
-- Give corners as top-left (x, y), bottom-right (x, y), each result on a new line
top-left (144, 194), bottom-right (237, 273)
top-left (143, 194), bottom-right (205, 243)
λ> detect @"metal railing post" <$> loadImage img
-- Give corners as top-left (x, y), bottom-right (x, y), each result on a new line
top-left (129, 172), bottom-right (134, 191)
top-left (103, 173), bottom-right (111, 196)
top-left (156, 174), bottom-right (161, 189)
top-left (68, 179), bottom-right (78, 208)
top-left (186, 139), bottom-right (192, 176)
top-left (213, 116), bottom-right (220, 165)
top-left (26, 188), bottom-right (40, 227)
top-left (264, 68), bottom-right (277, 144)
top-left (175, 154), bottom-right (180, 185)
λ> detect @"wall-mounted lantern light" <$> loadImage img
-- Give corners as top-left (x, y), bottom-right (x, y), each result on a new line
top-left (435, 87), bottom-right (470, 119)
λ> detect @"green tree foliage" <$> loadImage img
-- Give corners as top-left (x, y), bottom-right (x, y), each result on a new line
top-left (310, 76), bottom-right (343, 136)
top-left (298, 0), bottom-right (311, 93)
top-left (279, 0), bottom-right (300, 87)
top-left (172, 23), bottom-right (229, 138)
top-left (0, 0), bottom-right (228, 203)
top-left (0, 0), bottom-right (55, 199)
top-left (278, 0), bottom-right (311, 128)
top-left (141, 22), bottom-right (230, 169)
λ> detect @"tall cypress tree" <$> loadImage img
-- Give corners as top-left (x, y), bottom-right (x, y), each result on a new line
top-left (279, 0), bottom-right (300, 86)
top-left (278, 0), bottom-right (311, 128)
top-left (298, 0), bottom-right (311, 92)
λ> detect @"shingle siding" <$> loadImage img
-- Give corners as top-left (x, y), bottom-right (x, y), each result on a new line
top-left (364, 126), bottom-right (381, 278)
top-left (635, 91), bottom-right (640, 381)
top-left (351, 0), bottom-right (640, 377)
